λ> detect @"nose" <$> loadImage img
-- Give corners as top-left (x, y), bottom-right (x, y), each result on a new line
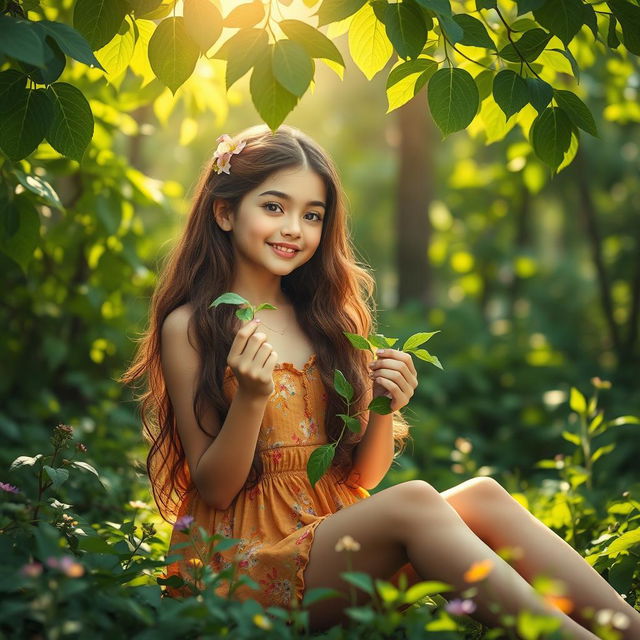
top-left (281, 212), bottom-right (302, 238)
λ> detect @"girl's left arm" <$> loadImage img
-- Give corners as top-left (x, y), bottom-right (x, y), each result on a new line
top-left (349, 349), bottom-right (418, 490)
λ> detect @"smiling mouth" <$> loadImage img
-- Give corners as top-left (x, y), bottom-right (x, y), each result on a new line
top-left (268, 243), bottom-right (299, 254)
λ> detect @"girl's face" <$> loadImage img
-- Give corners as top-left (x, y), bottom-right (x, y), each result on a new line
top-left (220, 166), bottom-right (326, 274)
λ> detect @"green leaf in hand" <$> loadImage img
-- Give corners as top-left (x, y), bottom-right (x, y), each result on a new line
top-left (408, 348), bottom-right (443, 370)
top-left (368, 395), bottom-right (393, 415)
top-left (402, 331), bottom-right (440, 350)
top-left (333, 369), bottom-right (354, 403)
top-left (307, 444), bottom-right (335, 489)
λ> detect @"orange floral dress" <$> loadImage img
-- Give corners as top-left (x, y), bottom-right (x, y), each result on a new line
top-left (164, 353), bottom-right (372, 610)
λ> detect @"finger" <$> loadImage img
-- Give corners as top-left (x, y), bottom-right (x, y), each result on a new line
top-left (375, 377), bottom-right (401, 409)
top-left (229, 320), bottom-right (260, 359)
top-left (256, 341), bottom-right (275, 368)
top-left (243, 331), bottom-right (268, 363)
top-left (375, 349), bottom-right (417, 378)
top-left (373, 368), bottom-right (412, 397)
top-left (372, 360), bottom-right (416, 390)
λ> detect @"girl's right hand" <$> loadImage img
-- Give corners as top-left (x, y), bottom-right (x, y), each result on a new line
top-left (227, 319), bottom-right (278, 399)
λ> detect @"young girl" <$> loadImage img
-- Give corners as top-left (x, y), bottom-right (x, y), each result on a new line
top-left (121, 124), bottom-right (640, 638)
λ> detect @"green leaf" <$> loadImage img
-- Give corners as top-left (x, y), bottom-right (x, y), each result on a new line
top-left (236, 307), bottom-right (253, 322)
top-left (210, 292), bottom-right (250, 307)
top-left (533, 0), bottom-right (584, 46)
top-left (255, 303), bottom-right (277, 311)
top-left (404, 581), bottom-right (453, 603)
top-left (428, 67), bottom-right (479, 137)
top-left (569, 387), bottom-right (587, 414)
top-left (553, 89), bottom-right (598, 137)
top-left (525, 77), bottom-right (553, 114)
top-left (129, 0), bottom-right (164, 17)
top-left (302, 587), bottom-right (346, 607)
top-left (43, 465), bottom-right (70, 489)
top-left (184, 0), bottom-right (223, 52)
top-left (368, 333), bottom-right (398, 348)
top-left (334, 369), bottom-right (354, 403)
top-left (603, 415), bottom-right (640, 428)
top-left (500, 28), bottom-right (552, 62)
top-left (0, 87), bottom-right (53, 161)
top-left (343, 331), bottom-right (374, 351)
top-left (36, 20), bottom-right (106, 71)
top-left (415, 0), bottom-right (452, 16)
top-left (591, 444), bottom-right (615, 464)
top-left (516, 0), bottom-right (547, 15)
top-left (375, 578), bottom-right (400, 603)
top-left (0, 194), bottom-right (40, 274)
top-left (606, 528), bottom-right (640, 556)
top-left (386, 57), bottom-right (437, 112)
top-left (223, 0), bottom-right (264, 29)
top-left (0, 70), bottom-right (28, 114)
top-left (279, 19), bottom-right (344, 66)
top-left (316, 0), bottom-right (368, 27)
top-left (307, 444), bottom-right (335, 488)
top-left (12, 168), bottom-right (63, 211)
top-left (341, 571), bottom-right (375, 594)
top-left (337, 413), bottom-right (363, 434)
top-left (606, 0), bottom-right (640, 55)
top-left (73, 0), bottom-right (129, 50)
top-left (402, 331), bottom-right (440, 351)
top-left (250, 44), bottom-right (299, 131)
top-left (435, 12), bottom-right (464, 43)
top-left (476, 0), bottom-right (497, 10)
top-left (0, 15), bottom-right (46, 67)
top-left (45, 82), bottom-right (94, 163)
top-left (384, 2), bottom-right (428, 60)
top-left (409, 348), bottom-right (443, 369)
top-left (588, 411), bottom-right (604, 435)
top-left (452, 14), bottom-right (496, 49)
top-left (273, 39), bottom-right (314, 96)
top-left (215, 28), bottom-right (269, 90)
top-left (493, 70), bottom-right (529, 120)
top-left (348, 2), bottom-right (394, 81)
top-left (607, 14), bottom-right (620, 49)
top-left (368, 395), bottom-right (393, 414)
top-left (529, 106), bottom-right (573, 169)
top-left (148, 17), bottom-right (200, 94)
top-left (561, 430), bottom-right (581, 446)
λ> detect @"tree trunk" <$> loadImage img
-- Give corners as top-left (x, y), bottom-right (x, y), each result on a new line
top-left (395, 89), bottom-right (435, 308)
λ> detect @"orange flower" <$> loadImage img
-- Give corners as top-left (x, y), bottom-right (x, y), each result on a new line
top-left (187, 558), bottom-right (204, 569)
top-left (464, 559), bottom-right (494, 583)
top-left (544, 594), bottom-right (574, 614)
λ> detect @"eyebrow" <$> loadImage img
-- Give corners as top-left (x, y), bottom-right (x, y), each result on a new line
top-left (258, 190), bottom-right (326, 210)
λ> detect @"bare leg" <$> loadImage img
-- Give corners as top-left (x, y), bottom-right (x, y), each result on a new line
top-left (441, 476), bottom-right (640, 639)
top-left (302, 480), bottom-right (599, 638)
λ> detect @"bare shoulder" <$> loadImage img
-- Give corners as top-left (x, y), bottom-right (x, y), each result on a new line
top-left (162, 303), bottom-right (194, 335)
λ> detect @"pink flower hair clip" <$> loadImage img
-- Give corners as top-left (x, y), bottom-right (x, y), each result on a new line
top-left (212, 134), bottom-right (246, 175)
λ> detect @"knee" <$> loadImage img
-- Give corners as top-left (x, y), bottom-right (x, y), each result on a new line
top-left (396, 480), bottom-right (444, 516)
top-left (461, 476), bottom-right (509, 503)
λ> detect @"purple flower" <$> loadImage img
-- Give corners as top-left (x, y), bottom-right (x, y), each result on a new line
top-left (175, 515), bottom-right (195, 531)
top-left (445, 598), bottom-right (477, 615)
top-left (0, 482), bottom-right (20, 494)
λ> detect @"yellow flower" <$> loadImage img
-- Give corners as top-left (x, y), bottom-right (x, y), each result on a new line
top-left (335, 535), bottom-right (361, 552)
top-left (544, 594), bottom-right (574, 614)
top-left (463, 559), bottom-right (494, 583)
top-left (252, 614), bottom-right (273, 630)
top-left (187, 558), bottom-right (203, 568)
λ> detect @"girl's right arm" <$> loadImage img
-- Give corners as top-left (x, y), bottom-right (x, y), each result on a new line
top-left (160, 307), bottom-right (278, 510)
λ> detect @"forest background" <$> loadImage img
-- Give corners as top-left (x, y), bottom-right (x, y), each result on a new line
top-left (1, 0), bottom-right (639, 637)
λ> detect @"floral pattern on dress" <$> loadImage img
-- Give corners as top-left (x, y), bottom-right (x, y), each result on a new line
top-left (165, 364), bottom-right (372, 611)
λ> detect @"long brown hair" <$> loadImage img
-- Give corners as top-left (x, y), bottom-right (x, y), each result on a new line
top-left (119, 124), bottom-right (412, 525)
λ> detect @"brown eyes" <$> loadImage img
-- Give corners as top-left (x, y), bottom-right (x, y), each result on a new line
top-left (262, 202), bottom-right (323, 222)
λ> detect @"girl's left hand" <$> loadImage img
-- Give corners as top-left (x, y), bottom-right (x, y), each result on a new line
top-left (368, 349), bottom-right (418, 411)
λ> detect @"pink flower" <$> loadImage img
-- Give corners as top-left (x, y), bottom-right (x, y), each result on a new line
top-left (212, 134), bottom-right (246, 175)
top-left (0, 482), bottom-right (20, 494)
top-left (445, 598), bottom-right (477, 615)
top-left (175, 514), bottom-right (195, 531)
top-left (20, 562), bottom-right (43, 577)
